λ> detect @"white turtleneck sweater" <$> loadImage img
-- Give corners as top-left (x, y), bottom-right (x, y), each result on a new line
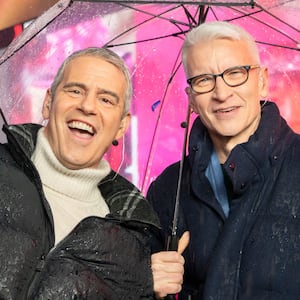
top-left (31, 128), bottom-right (111, 245)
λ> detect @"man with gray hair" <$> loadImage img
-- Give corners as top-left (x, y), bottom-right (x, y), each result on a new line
top-left (149, 21), bottom-right (300, 299)
top-left (0, 47), bottom-right (161, 299)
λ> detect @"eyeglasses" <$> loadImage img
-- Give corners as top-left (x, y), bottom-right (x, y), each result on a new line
top-left (187, 65), bottom-right (261, 94)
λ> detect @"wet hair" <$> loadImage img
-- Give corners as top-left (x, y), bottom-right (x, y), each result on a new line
top-left (50, 47), bottom-right (132, 117)
top-left (181, 21), bottom-right (261, 75)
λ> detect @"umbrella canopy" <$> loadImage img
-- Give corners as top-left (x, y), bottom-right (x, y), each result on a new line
top-left (0, 0), bottom-right (299, 193)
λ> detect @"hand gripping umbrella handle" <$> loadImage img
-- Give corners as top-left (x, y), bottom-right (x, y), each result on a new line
top-left (164, 234), bottom-right (179, 299)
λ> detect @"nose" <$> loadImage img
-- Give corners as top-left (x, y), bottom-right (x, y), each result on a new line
top-left (79, 92), bottom-right (97, 114)
top-left (212, 76), bottom-right (233, 102)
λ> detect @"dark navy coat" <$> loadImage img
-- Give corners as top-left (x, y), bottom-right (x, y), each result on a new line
top-left (147, 102), bottom-right (300, 300)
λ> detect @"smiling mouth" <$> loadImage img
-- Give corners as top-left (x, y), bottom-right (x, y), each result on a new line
top-left (215, 106), bottom-right (238, 113)
top-left (68, 121), bottom-right (95, 136)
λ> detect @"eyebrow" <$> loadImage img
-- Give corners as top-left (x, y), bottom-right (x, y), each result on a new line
top-left (63, 82), bottom-right (120, 103)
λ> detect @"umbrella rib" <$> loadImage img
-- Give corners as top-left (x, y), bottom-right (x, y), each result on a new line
top-left (103, 3), bottom-right (193, 47)
top-left (119, 2), bottom-right (194, 26)
top-left (208, 5), bottom-right (298, 49)
top-left (198, 5), bottom-right (210, 24)
top-left (170, 105), bottom-right (191, 238)
top-left (105, 3), bottom-right (299, 51)
top-left (0, 108), bottom-right (8, 125)
top-left (104, 4), bottom-right (213, 48)
top-left (83, 0), bottom-right (253, 6)
top-left (181, 4), bottom-right (200, 27)
top-left (229, 5), bottom-right (299, 46)
top-left (106, 32), bottom-right (186, 47)
top-left (256, 41), bottom-right (299, 51)
top-left (255, 3), bottom-right (300, 34)
top-left (141, 52), bottom-right (183, 193)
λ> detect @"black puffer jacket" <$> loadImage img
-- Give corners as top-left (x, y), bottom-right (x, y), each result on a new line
top-left (148, 102), bottom-right (300, 300)
top-left (0, 123), bottom-right (160, 300)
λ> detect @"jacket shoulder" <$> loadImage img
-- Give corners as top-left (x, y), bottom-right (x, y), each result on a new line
top-left (100, 171), bottom-right (160, 228)
top-left (148, 160), bottom-right (186, 194)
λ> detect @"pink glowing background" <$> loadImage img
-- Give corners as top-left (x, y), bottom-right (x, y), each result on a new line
top-left (0, 1), bottom-right (299, 194)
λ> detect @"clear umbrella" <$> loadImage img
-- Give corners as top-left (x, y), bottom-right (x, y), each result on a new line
top-left (0, 0), bottom-right (299, 195)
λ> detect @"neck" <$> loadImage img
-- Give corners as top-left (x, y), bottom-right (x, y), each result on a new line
top-left (211, 138), bottom-right (233, 164)
top-left (210, 114), bottom-right (261, 163)
top-left (31, 128), bottom-right (111, 200)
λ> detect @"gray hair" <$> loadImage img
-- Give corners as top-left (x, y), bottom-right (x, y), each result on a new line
top-left (50, 47), bottom-right (132, 117)
top-left (182, 21), bottom-right (260, 74)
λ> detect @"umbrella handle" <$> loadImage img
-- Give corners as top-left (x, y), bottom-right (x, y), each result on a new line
top-left (164, 106), bottom-right (191, 300)
top-left (164, 234), bottom-right (179, 300)
top-left (167, 234), bottom-right (179, 251)
top-left (164, 295), bottom-right (176, 300)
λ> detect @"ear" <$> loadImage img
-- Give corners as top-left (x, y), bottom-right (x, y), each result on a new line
top-left (185, 86), bottom-right (198, 114)
top-left (259, 67), bottom-right (269, 98)
top-left (114, 113), bottom-right (131, 140)
top-left (42, 89), bottom-right (52, 120)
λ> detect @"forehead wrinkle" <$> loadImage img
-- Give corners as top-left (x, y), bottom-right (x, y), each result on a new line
top-left (63, 82), bottom-right (86, 90)
top-left (63, 81), bottom-right (120, 103)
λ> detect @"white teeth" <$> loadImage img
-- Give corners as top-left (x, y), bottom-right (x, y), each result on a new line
top-left (68, 121), bottom-right (94, 134)
top-left (218, 107), bottom-right (234, 113)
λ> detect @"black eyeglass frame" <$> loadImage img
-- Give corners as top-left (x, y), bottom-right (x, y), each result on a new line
top-left (186, 65), bottom-right (261, 94)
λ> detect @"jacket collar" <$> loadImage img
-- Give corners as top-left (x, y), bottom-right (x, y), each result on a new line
top-left (3, 123), bottom-right (41, 158)
top-left (99, 172), bottom-right (160, 227)
top-left (188, 101), bottom-right (295, 196)
top-left (3, 123), bottom-right (160, 228)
